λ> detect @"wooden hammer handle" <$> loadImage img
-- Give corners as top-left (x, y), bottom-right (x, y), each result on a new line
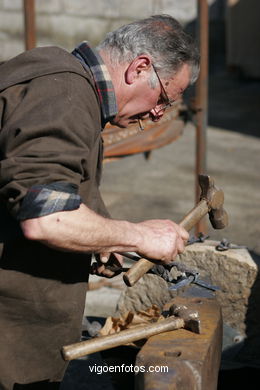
top-left (62, 316), bottom-right (184, 361)
top-left (123, 199), bottom-right (209, 287)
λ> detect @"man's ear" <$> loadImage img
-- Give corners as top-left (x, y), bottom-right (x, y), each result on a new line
top-left (125, 55), bottom-right (152, 84)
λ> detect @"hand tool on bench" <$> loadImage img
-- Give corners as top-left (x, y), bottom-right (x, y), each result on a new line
top-left (123, 174), bottom-right (228, 287)
top-left (62, 304), bottom-right (200, 361)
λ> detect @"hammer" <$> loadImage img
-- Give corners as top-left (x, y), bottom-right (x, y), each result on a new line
top-left (123, 175), bottom-right (228, 287)
top-left (62, 304), bottom-right (200, 361)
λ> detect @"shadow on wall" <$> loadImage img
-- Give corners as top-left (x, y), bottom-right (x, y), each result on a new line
top-left (184, 0), bottom-right (260, 138)
top-left (217, 251), bottom-right (260, 390)
top-left (241, 251), bottom-right (260, 363)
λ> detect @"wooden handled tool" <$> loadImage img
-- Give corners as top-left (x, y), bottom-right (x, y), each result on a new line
top-left (123, 175), bottom-right (228, 287)
top-left (62, 304), bottom-right (200, 361)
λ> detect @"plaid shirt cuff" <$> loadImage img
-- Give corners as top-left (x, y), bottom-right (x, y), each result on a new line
top-left (17, 182), bottom-right (82, 221)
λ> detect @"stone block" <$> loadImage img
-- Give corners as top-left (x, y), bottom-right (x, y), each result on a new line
top-left (177, 241), bottom-right (257, 336)
top-left (117, 273), bottom-right (177, 315)
top-left (117, 241), bottom-right (258, 337)
top-left (117, 242), bottom-right (260, 365)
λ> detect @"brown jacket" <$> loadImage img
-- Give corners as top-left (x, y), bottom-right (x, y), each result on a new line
top-left (0, 47), bottom-right (108, 389)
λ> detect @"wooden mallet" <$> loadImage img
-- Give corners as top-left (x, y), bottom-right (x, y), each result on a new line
top-left (62, 304), bottom-right (200, 361)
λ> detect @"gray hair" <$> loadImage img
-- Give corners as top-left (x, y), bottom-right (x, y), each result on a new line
top-left (97, 14), bottom-right (200, 85)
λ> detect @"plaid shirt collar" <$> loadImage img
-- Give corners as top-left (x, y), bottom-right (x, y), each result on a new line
top-left (72, 41), bottom-right (118, 126)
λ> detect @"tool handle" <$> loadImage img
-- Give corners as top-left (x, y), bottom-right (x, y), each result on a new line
top-left (123, 199), bottom-right (208, 287)
top-left (62, 316), bottom-right (184, 361)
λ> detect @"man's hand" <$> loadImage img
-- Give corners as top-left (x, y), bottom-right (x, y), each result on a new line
top-left (91, 252), bottom-right (124, 278)
top-left (135, 219), bottom-right (189, 264)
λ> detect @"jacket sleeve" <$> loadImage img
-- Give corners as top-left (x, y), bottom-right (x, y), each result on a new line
top-left (0, 71), bottom-right (105, 219)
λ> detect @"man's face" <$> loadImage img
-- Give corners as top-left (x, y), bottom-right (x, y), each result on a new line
top-left (111, 63), bottom-right (191, 128)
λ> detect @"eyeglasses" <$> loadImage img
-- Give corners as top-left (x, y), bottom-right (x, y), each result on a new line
top-left (152, 64), bottom-right (173, 113)
top-left (137, 65), bottom-right (173, 131)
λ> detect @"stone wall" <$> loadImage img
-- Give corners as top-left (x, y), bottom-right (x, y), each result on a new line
top-left (0, 0), bottom-right (221, 61)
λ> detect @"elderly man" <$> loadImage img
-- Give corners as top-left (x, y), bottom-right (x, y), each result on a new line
top-left (0, 14), bottom-right (199, 389)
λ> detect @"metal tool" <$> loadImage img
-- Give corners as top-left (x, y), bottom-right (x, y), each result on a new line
top-left (149, 260), bottom-right (220, 292)
top-left (187, 232), bottom-right (209, 245)
top-left (93, 255), bottom-right (220, 292)
top-left (169, 271), bottom-right (220, 292)
top-left (215, 238), bottom-right (247, 251)
top-left (123, 175), bottom-right (228, 287)
top-left (62, 304), bottom-right (200, 361)
top-left (169, 274), bottom-right (196, 290)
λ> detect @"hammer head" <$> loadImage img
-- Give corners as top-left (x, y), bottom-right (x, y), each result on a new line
top-left (199, 175), bottom-right (228, 229)
top-left (169, 304), bottom-right (201, 334)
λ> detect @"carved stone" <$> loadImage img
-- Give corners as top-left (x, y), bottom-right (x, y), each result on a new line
top-left (117, 241), bottom-right (258, 337)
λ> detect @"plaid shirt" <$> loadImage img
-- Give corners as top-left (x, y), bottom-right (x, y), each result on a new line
top-left (72, 41), bottom-right (118, 126)
top-left (17, 182), bottom-right (81, 220)
top-left (17, 44), bottom-right (117, 221)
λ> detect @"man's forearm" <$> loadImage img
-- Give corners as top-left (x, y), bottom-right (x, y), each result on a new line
top-left (20, 203), bottom-right (189, 263)
top-left (20, 203), bottom-right (140, 254)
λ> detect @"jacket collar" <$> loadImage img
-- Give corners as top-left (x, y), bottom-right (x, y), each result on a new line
top-left (72, 42), bottom-right (118, 126)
